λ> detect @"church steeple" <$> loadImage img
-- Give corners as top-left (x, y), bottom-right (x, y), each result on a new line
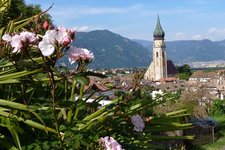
top-left (144, 15), bottom-right (167, 81)
top-left (144, 15), bottom-right (178, 81)
top-left (153, 15), bottom-right (165, 40)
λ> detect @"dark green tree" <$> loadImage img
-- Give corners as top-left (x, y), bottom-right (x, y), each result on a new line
top-left (0, 0), bottom-right (52, 28)
top-left (177, 64), bottom-right (192, 80)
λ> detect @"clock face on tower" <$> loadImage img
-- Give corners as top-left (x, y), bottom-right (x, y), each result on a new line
top-left (154, 40), bottom-right (165, 48)
top-left (154, 40), bottom-right (162, 47)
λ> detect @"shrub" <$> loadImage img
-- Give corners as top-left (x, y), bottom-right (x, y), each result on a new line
top-left (210, 99), bottom-right (225, 116)
top-left (0, 2), bottom-right (193, 149)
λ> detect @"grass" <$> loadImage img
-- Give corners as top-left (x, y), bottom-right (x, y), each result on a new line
top-left (192, 115), bottom-right (225, 150)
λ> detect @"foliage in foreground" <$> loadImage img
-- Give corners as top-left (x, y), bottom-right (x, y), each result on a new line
top-left (0, 1), bottom-right (193, 149)
top-left (154, 88), bottom-right (209, 119)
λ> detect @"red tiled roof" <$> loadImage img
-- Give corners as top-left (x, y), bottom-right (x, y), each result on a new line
top-left (159, 77), bottom-right (177, 83)
top-left (84, 79), bottom-right (108, 92)
top-left (190, 70), bottom-right (217, 78)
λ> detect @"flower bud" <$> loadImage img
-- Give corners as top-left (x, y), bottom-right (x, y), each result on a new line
top-left (63, 37), bottom-right (71, 46)
top-left (43, 21), bottom-right (49, 30)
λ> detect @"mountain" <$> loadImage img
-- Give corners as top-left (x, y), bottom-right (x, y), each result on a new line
top-left (134, 39), bottom-right (225, 64)
top-left (132, 39), bottom-right (153, 49)
top-left (132, 39), bottom-right (153, 50)
top-left (167, 39), bottom-right (225, 63)
top-left (58, 30), bottom-right (225, 69)
top-left (72, 30), bottom-right (150, 68)
top-left (215, 40), bottom-right (225, 47)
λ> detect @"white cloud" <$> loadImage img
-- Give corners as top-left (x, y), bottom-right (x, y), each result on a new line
top-left (206, 27), bottom-right (225, 40)
top-left (192, 34), bottom-right (204, 40)
top-left (73, 26), bottom-right (90, 32)
top-left (207, 27), bottom-right (225, 36)
top-left (175, 32), bottom-right (187, 39)
top-left (208, 27), bottom-right (217, 34)
top-left (188, 27), bottom-right (225, 41)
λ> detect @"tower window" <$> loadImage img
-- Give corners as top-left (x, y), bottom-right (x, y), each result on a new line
top-left (156, 52), bottom-right (158, 57)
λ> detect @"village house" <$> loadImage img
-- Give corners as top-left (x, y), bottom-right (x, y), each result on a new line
top-left (188, 70), bottom-right (225, 100)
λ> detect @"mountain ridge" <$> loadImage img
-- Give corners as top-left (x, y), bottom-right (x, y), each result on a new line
top-left (133, 39), bottom-right (225, 64)
top-left (72, 30), bottom-right (150, 69)
top-left (59, 30), bottom-right (225, 69)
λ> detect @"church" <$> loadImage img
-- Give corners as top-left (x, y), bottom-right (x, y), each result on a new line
top-left (144, 16), bottom-right (178, 81)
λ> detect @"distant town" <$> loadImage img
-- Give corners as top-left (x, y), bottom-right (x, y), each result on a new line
top-left (187, 60), bottom-right (225, 68)
top-left (86, 16), bottom-right (225, 104)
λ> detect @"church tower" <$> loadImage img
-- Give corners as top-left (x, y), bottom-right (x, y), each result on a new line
top-left (144, 16), bottom-right (168, 81)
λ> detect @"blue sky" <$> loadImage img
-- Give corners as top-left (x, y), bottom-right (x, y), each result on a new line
top-left (25, 0), bottom-right (225, 41)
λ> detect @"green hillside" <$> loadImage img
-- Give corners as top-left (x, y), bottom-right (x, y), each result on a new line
top-left (72, 30), bottom-right (150, 68)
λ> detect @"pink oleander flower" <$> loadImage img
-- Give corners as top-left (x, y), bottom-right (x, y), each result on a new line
top-left (68, 46), bottom-right (94, 64)
top-left (2, 34), bottom-right (11, 42)
top-left (131, 114), bottom-right (145, 132)
top-left (20, 31), bottom-right (37, 43)
top-left (99, 136), bottom-right (122, 150)
top-left (38, 30), bottom-right (57, 56)
top-left (10, 35), bottom-right (23, 53)
top-left (56, 26), bottom-right (74, 45)
top-left (38, 27), bottom-right (74, 56)
top-left (2, 31), bottom-right (38, 53)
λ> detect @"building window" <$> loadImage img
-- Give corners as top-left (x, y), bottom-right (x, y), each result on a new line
top-left (156, 52), bottom-right (158, 57)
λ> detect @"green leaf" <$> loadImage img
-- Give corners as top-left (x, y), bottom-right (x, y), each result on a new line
top-left (0, 57), bottom-right (44, 68)
top-left (0, 110), bottom-right (57, 134)
top-left (0, 99), bottom-right (29, 110)
top-left (12, 6), bottom-right (53, 32)
top-left (0, 100), bottom-right (56, 134)
top-left (42, 141), bottom-right (50, 150)
top-left (74, 76), bottom-right (90, 86)
top-left (0, 68), bottom-right (17, 75)
top-left (83, 97), bottom-right (121, 121)
top-left (7, 126), bottom-right (22, 150)
top-left (0, 79), bottom-right (20, 84)
top-left (0, 0), bottom-right (11, 13)
top-left (0, 69), bottom-right (41, 81)
top-left (165, 109), bottom-right (188, 116)
top-left (0, 58), bottom-right (9, 66)
top-left (0, 61), bottom-right (13, 68)
top-left (59, 125), bottom-right (67, 131)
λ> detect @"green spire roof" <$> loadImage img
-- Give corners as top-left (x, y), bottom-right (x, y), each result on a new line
top-left (153, 15), bottom-right (165, 39)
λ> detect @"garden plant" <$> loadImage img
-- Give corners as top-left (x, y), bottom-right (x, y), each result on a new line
top-left (0, 1), bottom-right (193, 149)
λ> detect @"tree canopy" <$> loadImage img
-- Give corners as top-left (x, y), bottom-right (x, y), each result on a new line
top-left (177, 64), bottom-right (192, 80)
top-left (0, 0), bottom-right (52, 28)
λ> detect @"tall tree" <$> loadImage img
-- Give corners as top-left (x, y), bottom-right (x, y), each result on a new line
top-left (177, 64), bottom-right (192, 80)
top-left (0, 0), bottom-right (52, 28)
